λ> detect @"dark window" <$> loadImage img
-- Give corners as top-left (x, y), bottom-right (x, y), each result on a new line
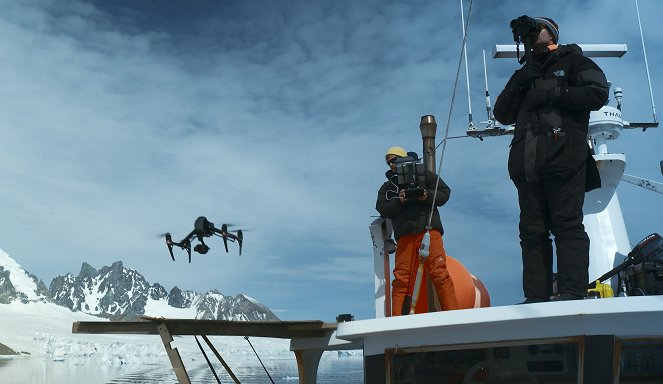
top-left (620, 340), bottom-right (663, 383)
top-left (391, 342), bottom-right (579, 383)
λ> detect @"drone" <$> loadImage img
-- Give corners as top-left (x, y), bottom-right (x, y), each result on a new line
top-left (163, 216), bottom-right (243, 262)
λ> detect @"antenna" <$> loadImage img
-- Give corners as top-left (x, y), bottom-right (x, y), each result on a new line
top-left (459, 0), bottom-right (473, 128)
top-left (465, 48), bottom-right (511, 139)
top-left (482, 50), bottom-right (492, 123)
top-left (635, 0), bottom-right (658, 125)
top-left (614, 87), bottom-right (623, 111)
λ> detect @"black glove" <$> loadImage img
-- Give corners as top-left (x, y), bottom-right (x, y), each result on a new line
top-left (513, 61), bottom-right (542, 88)
top-left (521, 88), bottom-right (553, 110)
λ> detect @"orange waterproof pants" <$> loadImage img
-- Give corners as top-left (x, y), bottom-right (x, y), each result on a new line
top-left (391, 230), bottom-right (458, 316)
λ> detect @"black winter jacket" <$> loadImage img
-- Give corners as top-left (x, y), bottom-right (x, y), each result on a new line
top-left (375, 170), bottom-right (450, 241)
top-left (494, 44), bottom-right (608, 187)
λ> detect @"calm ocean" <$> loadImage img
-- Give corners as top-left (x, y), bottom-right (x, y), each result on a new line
top-left (0, 354), bottom-right (364, 383)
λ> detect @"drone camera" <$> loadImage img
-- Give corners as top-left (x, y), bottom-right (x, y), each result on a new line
top-left (395, 155), bottom-right (427, 199)
top-left (194, 243), bottom-right (210, 254)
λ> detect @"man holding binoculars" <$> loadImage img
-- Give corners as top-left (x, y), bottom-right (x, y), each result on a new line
top-left (494, 16), bottom-right (608, 303)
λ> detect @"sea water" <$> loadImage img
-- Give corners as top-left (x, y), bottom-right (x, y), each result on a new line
top-left (0, 353), bottom-right (363, 383)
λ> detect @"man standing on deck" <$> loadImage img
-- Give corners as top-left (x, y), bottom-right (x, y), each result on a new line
top-left (376, 146), bottom-right (458, 315)
top-left (493, 17), bottom-right (608, 303)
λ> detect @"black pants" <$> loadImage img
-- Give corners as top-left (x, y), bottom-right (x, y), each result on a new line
top-left (516, 165), bottom-right (589, 299)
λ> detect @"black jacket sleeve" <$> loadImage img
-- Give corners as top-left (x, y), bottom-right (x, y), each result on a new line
top-left (493, 71), bottom-right (527, 125)
top-left (376, 181), bottom-right (402, 219)
top-left (423, 171), bottom-right (451, 207)
top-left (554, 58), bottom-right (608, 111)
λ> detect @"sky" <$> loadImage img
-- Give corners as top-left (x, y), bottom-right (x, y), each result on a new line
top-left (0, 0), bottom-right (661, 322)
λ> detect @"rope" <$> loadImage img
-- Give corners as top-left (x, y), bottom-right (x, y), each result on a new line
top-left (427, 0), bottom-right (474, 229)
top-left (194, 335), bottom-right (222, 384)
top-left (201, 335), bottom-right (241, 383)
top-left (435, 134), bottom-right (472, 149)
top-left (245, 336), bottom-right (275, 384)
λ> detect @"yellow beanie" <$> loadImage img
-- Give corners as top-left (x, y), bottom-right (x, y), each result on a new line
top-left (385, 146), bottom-right (407, 158)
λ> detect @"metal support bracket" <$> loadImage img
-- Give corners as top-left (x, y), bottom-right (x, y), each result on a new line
top-left (157, 323), bottom-right (192, 384)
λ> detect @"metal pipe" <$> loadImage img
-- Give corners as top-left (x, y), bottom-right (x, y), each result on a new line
top-left (483, 50), bottom-right (492, 122)
top-left (419, 115), bottom-right (438, 313)
top-left (420, 115), bottom-right (437, 173)
top-left (459, 0), bottom-right (473, 126)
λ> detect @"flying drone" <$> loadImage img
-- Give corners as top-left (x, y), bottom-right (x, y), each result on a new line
top-left (163, 216), bottom-right (243, 262)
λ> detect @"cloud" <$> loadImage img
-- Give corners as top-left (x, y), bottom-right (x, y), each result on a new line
top-left (0, 0), bottom-right (661, 321)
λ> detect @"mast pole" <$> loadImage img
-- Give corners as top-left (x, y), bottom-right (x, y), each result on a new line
top-left (635, 0), bottom-right (657, 124)
top-left (460, 0), bottom-right (473, 128)
top-left (420, 115), bottom-right (439, 312)
top-left (482, 50), bottom-right (492, 123)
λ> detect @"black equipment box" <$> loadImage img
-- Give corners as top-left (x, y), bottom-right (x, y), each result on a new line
top-left (621, 233), bottom-right (663, 296)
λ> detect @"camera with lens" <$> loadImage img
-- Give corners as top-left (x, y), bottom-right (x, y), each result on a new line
top-left (510, 15), bottom-right (539, 44)
top-left (194, 243), bottom-right (209, 254)
top-left (394, 153), bottom-right (427, 199)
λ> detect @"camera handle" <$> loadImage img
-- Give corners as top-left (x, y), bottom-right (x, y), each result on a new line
top-left (519, 36), bottom-right (533, 65)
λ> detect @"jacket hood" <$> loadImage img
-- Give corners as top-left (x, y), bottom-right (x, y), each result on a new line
top-left (558, 43), bottom-right (583, 56)
top-left (540, 43), bottom-right (582, 68)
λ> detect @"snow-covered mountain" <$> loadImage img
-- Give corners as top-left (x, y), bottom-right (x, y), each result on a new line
top-left (0, 249), bottom-right (277, 321)
top-left (0, 249), bottom-right (49, 304)
top-left (0, 248), bottom-right (359, 383)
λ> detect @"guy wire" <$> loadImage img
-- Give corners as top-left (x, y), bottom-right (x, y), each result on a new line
top-left (245, 336), bottom-right (275, 384)
top-left (427, 0), bottom-right (473, 228)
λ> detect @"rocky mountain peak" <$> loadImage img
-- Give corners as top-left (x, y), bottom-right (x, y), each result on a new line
top-left (1, 249), bottom-right (277, 322)
top-left (0, 249), bottom-right (49, 304)
top-left (79, 262), bottom-right (97, 278)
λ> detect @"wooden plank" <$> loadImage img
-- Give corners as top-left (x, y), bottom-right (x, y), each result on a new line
top-left (72, 319), bottom-right (336, 339)
top-left (72, 320), bottom-right (159, 335)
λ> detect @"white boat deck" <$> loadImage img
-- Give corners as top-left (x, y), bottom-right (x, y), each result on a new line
top-left (292, 296), bottom-right (663, 357)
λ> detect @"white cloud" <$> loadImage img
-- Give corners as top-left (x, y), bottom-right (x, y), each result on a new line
top-left (0, 0), bottom-right (661, 321)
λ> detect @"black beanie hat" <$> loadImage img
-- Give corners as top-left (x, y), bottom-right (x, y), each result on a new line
top-left (534, 17), bottom-right (559, 43)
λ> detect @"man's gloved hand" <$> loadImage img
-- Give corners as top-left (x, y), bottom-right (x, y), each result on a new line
top-left (513, 61), bottom-right (542, 88)
top-left (521, 88), bottom-right (554, 110)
